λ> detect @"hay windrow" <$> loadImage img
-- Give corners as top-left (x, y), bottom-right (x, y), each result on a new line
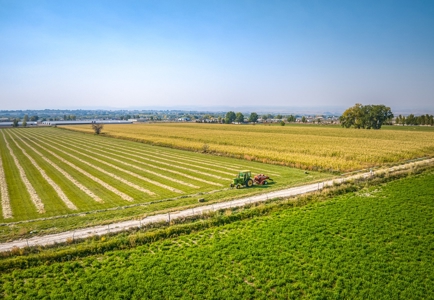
top-left (8, 131), bottom-right (102, 204)
top-left (6, 131), bottom-right (78, 211)
top-left (41, 132), bottom-right (222, 187)
top-left (0, 131), bottom-right (45, 213)
top-left (30, 135), bottom-right (156, 197)
top-left (0, 146), bottom-right (12, 219)
top-left (17, 131), bottom-right (133, 202)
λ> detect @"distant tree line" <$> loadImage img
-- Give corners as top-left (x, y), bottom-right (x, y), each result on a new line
top-left (224, 112), bottom-right (304, 124)
top-left (11, 114), bottom-right (40, 127)
top-left (340, 103), bottom-right (393, 129)
top-left (63, 115), bottom-right (77, 120)
top-left (395, 114), bottom-right (434, 126)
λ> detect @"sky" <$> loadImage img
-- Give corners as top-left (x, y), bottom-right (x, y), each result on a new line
top-left (0, 0), bottom-right (434, 111)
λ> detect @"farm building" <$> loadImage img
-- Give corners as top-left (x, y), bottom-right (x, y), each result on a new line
top-left (41, 120), bottom-right (133, 126)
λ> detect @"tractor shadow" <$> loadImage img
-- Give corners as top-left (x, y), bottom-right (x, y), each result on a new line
top-left (249, 181), bottom-right (276, 190)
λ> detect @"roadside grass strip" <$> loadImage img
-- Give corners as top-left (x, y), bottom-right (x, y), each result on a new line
top-left (31, 133), bottom-right (181, 194)
top-left (8, 131), bottom-right (103, 205)
top-left (40, 131), bottom-right (223, 187)
top-left (0, 131), bottom-right (45, 213)
top-left (6, 131), bottom-right (78, 211)
top-left (16, 132), bottom-right (132, 202)
top-left (38, 130), bottom-right (230, 181)
top-left (0, 147), bottom-right (12, 219)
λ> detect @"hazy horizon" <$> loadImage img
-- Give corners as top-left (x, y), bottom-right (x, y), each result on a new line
top-left (1, 1), bottom-right (434, 111)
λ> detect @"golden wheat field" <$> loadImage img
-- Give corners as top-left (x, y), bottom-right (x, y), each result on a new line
top-left (61, 123), bottom-right (434, 172)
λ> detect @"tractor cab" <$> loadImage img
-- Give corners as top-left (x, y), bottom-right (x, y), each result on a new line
top-left (238, 170), bottom-right (251, 181)
top-left (230, 170), bottom-right (253, 189)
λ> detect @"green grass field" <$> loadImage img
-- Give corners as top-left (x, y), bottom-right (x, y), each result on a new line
top-left (0, 127), bottom-right (330, 240)
top-left (1, 168), bottom-right (433, 299)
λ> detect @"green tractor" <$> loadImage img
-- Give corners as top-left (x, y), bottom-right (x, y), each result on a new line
top-left (230, 170), bottom-right (254, 189)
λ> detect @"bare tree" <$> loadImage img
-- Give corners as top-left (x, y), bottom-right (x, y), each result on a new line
top-left (92, 123), bottom-right (104, 134)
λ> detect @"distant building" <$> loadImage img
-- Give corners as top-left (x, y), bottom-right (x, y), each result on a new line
top-left (41, 120), bottom-right (133, 126)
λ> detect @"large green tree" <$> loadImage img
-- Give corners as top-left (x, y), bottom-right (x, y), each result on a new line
top-left (235, 112), bottom-right (244, 123)
top-left (225, 111), bottom-right (236, 124)
top-left (248, 112), bottom-right (258, 123)
top-left (287, 115), bottom-right (296, 122)
top-left (340, 103), bottom-right (393, 129)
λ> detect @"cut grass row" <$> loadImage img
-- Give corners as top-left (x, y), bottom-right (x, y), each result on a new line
top-left (36, 127), bottom-right (236, 182)
top-left (36, 131), bottom-right (225, 185)
top-left (31, 131), bottom-right (218, 187)
top-left (40, 129), bottom-right (260, 180)
top-left (12, 130), bottom-right (138, 203)
top-left (61, 123), bottom-right (434, 171)
top-left (29, 128), bottom-right (279, 185)
top-left (1, 168), bottom-right (433, 298)
top-left (57, 126), bottom-right (282, 177)
top-left (0, 128), bottom-right (329, 224)
top-left (0, 140), bottom-right (11, 219)
top-left (20, 129), bottom-right (227, 192)
top-left (12, 130), bottom-right (188, 205)
top-left (0, 131), bottom-right (45, 214)
top-left (5, 131), bottom-right (77, 211)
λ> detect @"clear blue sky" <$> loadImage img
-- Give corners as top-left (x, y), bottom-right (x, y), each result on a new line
top-left (1, 0), bottom-right (433, 110)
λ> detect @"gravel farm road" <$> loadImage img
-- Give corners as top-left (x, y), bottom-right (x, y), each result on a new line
top-left (0, 158), bottom-right (432, 252)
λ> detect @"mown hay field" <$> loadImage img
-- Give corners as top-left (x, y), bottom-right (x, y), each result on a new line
top-left (2, 169), bottom-right (433, 299)
top-left (62, 123), bottom-right (434, 172)
top-left (0, 128), bottom-right (328, 223)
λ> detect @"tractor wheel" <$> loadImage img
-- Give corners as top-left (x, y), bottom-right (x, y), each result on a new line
top-left (236, 184), bottom-right (241, 189)
top-left (230, 184), bottom-right (234, 188)
top-left (263, 181), bottom-right (268, 185)
top-left (247, 179), bottom-right (253, 187)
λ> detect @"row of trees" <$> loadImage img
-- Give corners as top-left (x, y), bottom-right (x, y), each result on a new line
top-left (340, 104), bottom-right (393, 129)
top-left (11, 115), bottom-right (34, 127)
top-left (395, 114), bottom-right (434, 126)
top-left (224, 112), bottom-right (304, 124)
top-left (224, 112), bottom-right (247, 124)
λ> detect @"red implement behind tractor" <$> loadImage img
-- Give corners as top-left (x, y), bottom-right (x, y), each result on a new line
top-left (253, 174), bottom-right (272, 185)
